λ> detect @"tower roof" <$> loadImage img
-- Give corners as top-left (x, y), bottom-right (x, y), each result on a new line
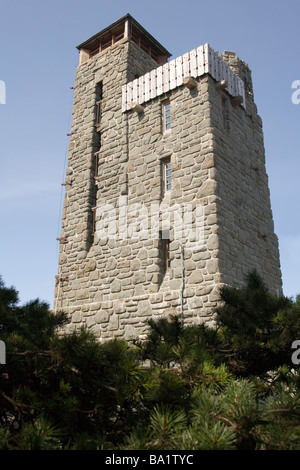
top-left (76, 14), bottom-right (171, 64)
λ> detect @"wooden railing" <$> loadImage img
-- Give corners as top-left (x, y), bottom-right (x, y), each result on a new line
top-left (122, 43), bottom-right (246, 112)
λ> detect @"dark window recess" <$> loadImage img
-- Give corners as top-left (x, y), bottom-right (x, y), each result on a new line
top-left (90, 48), bottom-right (99, 57)
top-left (131, 31), bottom-right (160, 63)
top-left (91, 207), bottom-right (96, 236)
top-left (95, 81), bottom-right (103, 126)
top-left (94, 152), bottom-right (99, 178)
top-left (90, 181), bottom-right (98, 240)
top-left (92, 131), bottom-right (101, 154)
top-left (88, 28), bottom-right (125, 59)
top-left (96, 101), bottom-right (102, 125)
top-left (163, 238), bottom-right (171, 271)
top-left (87, 82), bottom-right (102, 248)
top-left (96, 81), bottom-right (103, 99)
top-left (159, 230), bottom-right (171, 275)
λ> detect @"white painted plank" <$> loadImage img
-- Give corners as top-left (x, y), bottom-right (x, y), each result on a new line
top-left (122, 85), bottom-right (127, 112)
top-left (217, 58), bottom-right (223, 83)
top-left (209, 47), bottom-right (216, 80)
top-left (170, 59), bottom-right (176, 89)
top-left (237, 78), bottom-right (242, 98)
top-left (227, 69), bottom-right (235, 96)
top-left (204, 43), bottom-right (210, 74)
top-left (216, 55), bottom-right (223, 82)
top-left (182, 52), bottom-right (190, 78)
top-left (230, 72), bottom-right (236, 95)
top-left (190, 48), bottom-right (197, 77)
top-left (197, 45), bottom-right (204, 76)
top-left (176, 55), bottom-right (183, 86)
top-left (221, 60), bottom-right (228, 86)
top-left (138, 75), bottom-right (145, 104)
top-left (121, 42), bottom-right (246, 112)
top-left (234, 74), bottom-right (239, 97)
top-left (150, 69), bottom-right (157, 99)
top-left (157, 65), bottom-right (163, 96)
top-left (238, 78), bottom-right (246, 108)
top-left (163, 62), bottom-right (170, 93)
top-left (144, 72), bottom-right (150, 102)
top-left (213, 53), bottom-right (220, 81)
top-left (127, 82), bottom-right (133, 110)
top-left (242, 87), bottom-right (246, 108)
top-left (238, 79), bottom-right (244, 105)
top-left (226, 68), bottom-right (232, 95)
top-left (214, 51), bottom-right (221, 82)
top-left (132, 79), bottom-right (138, 104)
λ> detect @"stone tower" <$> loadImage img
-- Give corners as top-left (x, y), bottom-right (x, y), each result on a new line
top-left (54, 14), bottom-right (282, 340)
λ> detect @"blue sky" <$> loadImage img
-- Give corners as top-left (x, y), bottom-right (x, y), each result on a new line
top-left (0, 0), bottom-right (299, 306)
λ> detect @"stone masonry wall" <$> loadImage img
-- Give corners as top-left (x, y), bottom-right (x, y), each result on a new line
top-left (209, 53), bottom-right (282, 293)
top-left (55, 38), bottom-right (282, 341)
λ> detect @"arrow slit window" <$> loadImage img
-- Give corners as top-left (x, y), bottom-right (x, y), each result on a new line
top-left (162, 158), bottom-right (171, 196)
top-left (162, 100), bottom-right (171, 132)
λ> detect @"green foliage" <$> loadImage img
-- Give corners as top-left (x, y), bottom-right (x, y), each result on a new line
top-left (11, 415), bottom-right (62, 450)
top-left (147, 405), bottom-right (188, 450)
top-left (256, 381), bottom-right (300, 450)
top-left (182, 419), bottom-right (237, 450)
top-left (213, 270), bottom-right (293, 375)
top-left (0, 272), bottom-right (299, 450)
top-left (273, 295), bottom-right (300, 348)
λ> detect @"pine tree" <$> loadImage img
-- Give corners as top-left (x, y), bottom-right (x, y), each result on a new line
top-left (0, 273), bottom-right (299, 450)
top-left (211, 270), bottom-right (292, 375)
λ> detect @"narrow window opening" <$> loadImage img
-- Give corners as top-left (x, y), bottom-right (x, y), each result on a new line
top-left (159, 230), bottom-right (171, 276)
top-left (96, 101), bottom-right (102, 125)
top-left (161, 157), bottom-right (171, 197)
top-left (91, 207), bottom-right (96, 237)
top-left (88, 81), bottom-right (102, 248)
top-left (162, 100), bottom-right (171, 132)
top-left (163, 238), bottom-right (171, 271)
top-left (95, 81), bottom-right (103, 126)
top-left (89, 176), bottom-right (98, 242)
top-left (93, 131), bottom-right (101, 154)
top-left (94, 152), bottom-right (99, 179)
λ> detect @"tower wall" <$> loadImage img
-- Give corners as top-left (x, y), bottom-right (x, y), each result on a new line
top-left (55, 19), bottom-right (282, 340)
top-left (209, 53), bottom-right (282, 293)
